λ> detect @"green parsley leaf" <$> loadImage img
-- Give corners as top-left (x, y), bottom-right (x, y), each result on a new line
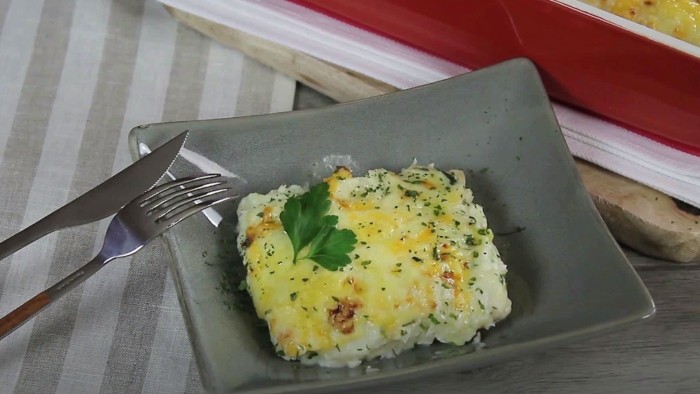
top-left (280, 183), bottom-right (337, 262)
top-left (279, 182), bottom-right (357, 270)
top-left (304, 225), bottom-right (357, 271)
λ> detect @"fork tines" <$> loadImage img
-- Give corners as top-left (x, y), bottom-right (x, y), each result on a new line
top-left (141, 174), bottom-right (236, 224)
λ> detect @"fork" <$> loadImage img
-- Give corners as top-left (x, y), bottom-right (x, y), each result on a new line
top-left (0, 174), bottom-right (236, 340)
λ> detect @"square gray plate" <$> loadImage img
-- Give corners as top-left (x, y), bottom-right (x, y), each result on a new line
top-left (129, 59), bottom-right (654, 393)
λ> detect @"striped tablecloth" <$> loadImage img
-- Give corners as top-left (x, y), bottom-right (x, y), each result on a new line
top-left (0, 1), bottom-right (295, 392)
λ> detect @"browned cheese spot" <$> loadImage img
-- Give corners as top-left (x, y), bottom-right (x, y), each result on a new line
top-left (328, 298), bottom-right (362, 334)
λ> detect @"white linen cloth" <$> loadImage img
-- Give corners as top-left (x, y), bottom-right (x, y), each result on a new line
top-left (0, 0), bottom-right (295, 392)
top-left (160, 0), bottom-right (700, 208)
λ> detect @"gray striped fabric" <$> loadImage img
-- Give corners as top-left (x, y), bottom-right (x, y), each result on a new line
top-left (0, 1), bottom-right (295, 392)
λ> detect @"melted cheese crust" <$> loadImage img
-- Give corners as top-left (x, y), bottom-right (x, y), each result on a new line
top-left (583, 0), bottom-right (700, 46)
top-left (236, 165), bottom-right (511, 367)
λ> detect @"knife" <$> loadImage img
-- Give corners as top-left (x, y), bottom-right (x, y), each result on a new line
top-left (0, 131), bottom-right (188, 262)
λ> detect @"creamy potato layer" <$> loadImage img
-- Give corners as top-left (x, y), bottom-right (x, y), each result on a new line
top-left (236, 165), bottom-right (511, 367)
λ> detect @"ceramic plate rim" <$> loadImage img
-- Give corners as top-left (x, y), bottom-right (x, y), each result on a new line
top-left (128, 58), bottom-right (655, 393)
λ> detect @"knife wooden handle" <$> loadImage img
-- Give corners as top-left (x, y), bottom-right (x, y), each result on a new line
top-left (0, 292), bottom-right (51, 339)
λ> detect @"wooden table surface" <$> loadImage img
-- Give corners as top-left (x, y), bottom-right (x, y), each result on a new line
top-left (294, 85), bottom-right (700, 393)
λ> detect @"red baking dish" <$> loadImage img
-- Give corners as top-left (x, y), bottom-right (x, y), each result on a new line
top-left (290, 0), bottom-right (700, 156)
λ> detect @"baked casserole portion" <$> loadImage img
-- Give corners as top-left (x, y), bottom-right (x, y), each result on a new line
top-left (583, 0), bottom-right (700, 46)
top-left (236, 164), bottom-right (511, 367)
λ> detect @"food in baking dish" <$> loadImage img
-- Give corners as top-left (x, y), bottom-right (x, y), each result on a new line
top-left (236, 164), bottom-right (511, 367)
top-left (582, 0), bottom-right (700, 45)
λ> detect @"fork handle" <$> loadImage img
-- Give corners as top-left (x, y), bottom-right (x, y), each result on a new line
top-left (0, 293), bottom-right (52, 339)
top-left (0, 255), bottom-right (107, 340)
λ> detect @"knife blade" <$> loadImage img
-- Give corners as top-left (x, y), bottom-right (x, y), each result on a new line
top-left (0, 131), bottom-right (188, 262)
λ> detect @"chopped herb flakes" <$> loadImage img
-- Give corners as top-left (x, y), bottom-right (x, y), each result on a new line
top-left (465, 235), bottom-right (480, 246)
top-left (237, 164), bottom-right (510, 366)
top-left (404, 190), bottom-right (420, 198)
top-left (306, 351), bottom-right (319, 359)
top-left (428, 314), bottom-right (440, 325)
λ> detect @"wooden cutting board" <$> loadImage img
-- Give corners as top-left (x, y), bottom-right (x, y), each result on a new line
top-left (165, 6), bottom-right (700, 263)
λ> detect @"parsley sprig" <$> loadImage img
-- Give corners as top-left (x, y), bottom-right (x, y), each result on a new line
top-left (279, 182), bottom-right (356, 271)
